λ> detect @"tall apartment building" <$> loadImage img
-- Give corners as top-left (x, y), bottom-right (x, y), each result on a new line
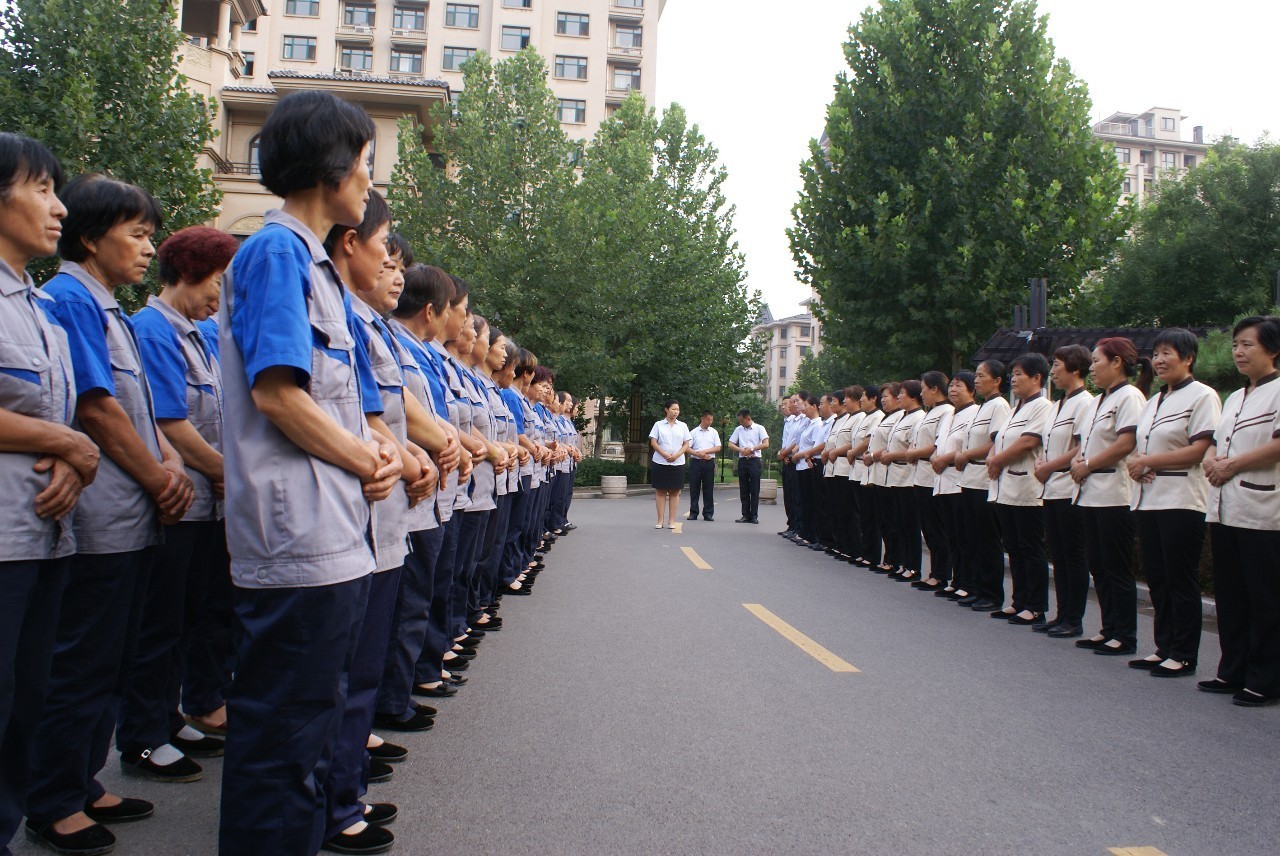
top-left (1092, 107), bottom-right (1210, 206)
top-left (753, 292), bottom-right (824, 403)
top-left (176, 0), bottom-right (665, 234)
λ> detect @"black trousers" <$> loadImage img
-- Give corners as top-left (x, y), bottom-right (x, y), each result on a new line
top-left (816, 476), bottom-right (835, 546)
top-left (781, 463), bottom-right (799, 530)
top-left (1044, 498), bottom-right (1088, 624)
top-left (875, 485), bottom-right (899, 568)
top-left (798, 467), bottom-right (820, 542)
top-left (836, 478), bottom-right (859, 556)
top-left (1082, 505), bottom-right (1138, 646)
top-left (919, 487), bottom-right (952, 583)
top-left (1210, 523), bottom-right (1280, 696)
top-left (856, 482), bottom-right (881, 565)
top-left (688, 458), bottom-right (716, 518)
top-left (893, 486), bottom-right (922, 572)
top-left (737, 457), bottom-right (761, 521)
top-left (960, 488), bottom-right (1003, 602)
top-left (995, 503), bottom-right (1048, 613)
top-left (1138, 509), bottom-right (1206, 663)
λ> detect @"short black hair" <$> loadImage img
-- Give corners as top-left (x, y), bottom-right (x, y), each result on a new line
top-left (796, 390), bottom-right (812, 404)
top-left (1053, 344), bottom-right (1091, 377)
top-left (1009, 352), bottom-right (1050, 386)
top-left (387, 232), bottom-right (414, 266)
top-left (900, 379), bottom-right (923, 401)
top-left (58, 174), bottom-right (163, 262)
top-left (394, 263), bottom-right (454, 319)
top-left (863, 383), bottom-right (881, 408)
top-left (1233, 316), bottom-right (1280, 366)
top-left (446, 273), bottom-right (469, 307)
top-left (0, 132), bottom-right (63, 199)
top-left (1152, 328), bottom-right (1200, 370)
top-left (323, 188), bottom-right (390, 255)
top-left (662, 398), bottom-right (679, 410)
top-left (701, 409), bottom-right (714, 418)
top-left (257, 91), bottom-right (375, 197)
top-left (737, 408), bottom-right (751, 419)
top-left (953, 371), bottom-right (976, 394)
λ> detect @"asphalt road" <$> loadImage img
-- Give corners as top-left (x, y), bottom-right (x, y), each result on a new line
top-left (15, 491), bottom-right (1277, 856)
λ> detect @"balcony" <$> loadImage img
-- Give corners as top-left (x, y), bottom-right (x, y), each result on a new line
top-left (216, 160), bottom-right (260, 176)
top-left (608, 1), bottom-right (644, 20)
top-left (334, 64), bottom-right (375, 78)
top-left (1094, 121), bottom-right (1155, 139)
top-left (390, 27), bottom-right (427, 43)
top-left (388, 70), bottom-right (424, 82)
top-left (336, 24), bottom-right (375, 42)
top-left (605, 87), bottom-right (637, 103)
top-left (607, 44), bottom-right (643, 61)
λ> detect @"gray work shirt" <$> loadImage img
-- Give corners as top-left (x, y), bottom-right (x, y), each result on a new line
top-left (432, 342), bottom-right (474, 512)
top-left (0, 259), bottom-right (77, 560)
top-left (385, 318), bottom-right (439, 533)
top-left (219, 209), bottom-right (375, 588)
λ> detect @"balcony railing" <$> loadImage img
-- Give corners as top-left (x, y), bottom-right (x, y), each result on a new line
top-left (389, 27), bottom-right (428, 42)
top-left (336, 24), bottom-right (375, 41)
top-left (1095, 121), bottom-right (1155, 138)
top-left (608, 44), bottom-right (643, 60)
top-left (609, 1), bottom-right (644, 19)
top-left (217, 161), bottom-right (260, 176)
top-left (334, 65), bottom-right (375, 78)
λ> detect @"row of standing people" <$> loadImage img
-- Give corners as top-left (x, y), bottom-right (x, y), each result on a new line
top-left (0, 90), bottom-right (584, 856)
top-left (775, 327), bottom-right (1280, 708)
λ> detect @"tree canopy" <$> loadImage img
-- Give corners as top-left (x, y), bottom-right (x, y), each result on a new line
top-left (789, 0), bottom-right (1129, 376)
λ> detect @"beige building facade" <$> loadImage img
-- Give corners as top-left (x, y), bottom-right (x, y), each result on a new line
top-left (176, 0), bottom-right (665, 234)
top-left (1092, 107), bottom-right (1210, 206)
top-left (753, 295), bottom-right (823, 403)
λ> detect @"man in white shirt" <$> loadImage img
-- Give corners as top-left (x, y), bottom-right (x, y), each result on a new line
top-left (687, 410), bottom-right (722, 521)
top-left (777, 394), bottom-right (807, 535)
top-left (729, 409), bottom-right (770, 523)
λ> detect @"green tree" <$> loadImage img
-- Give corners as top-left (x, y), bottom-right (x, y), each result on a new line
top-left (790, 344), bottom-right (864, 396)
top-left (0, 0), bottom-right (221, 300)
top-left (789, 0), bottom-right (1129, 376)
top-left (1079, 139), bottom-right (1280, 327)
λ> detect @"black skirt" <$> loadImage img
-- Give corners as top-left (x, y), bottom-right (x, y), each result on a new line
top-left (651, 463), bottom-right (686, 491)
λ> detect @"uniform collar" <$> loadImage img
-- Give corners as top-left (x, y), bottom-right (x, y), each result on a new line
top-left (264, 208), bottom-right (329, 265)
top-left (0, 258), bottom-right (35, 296)
top-left (59, 260), bottom-right (118, 309)
top-left (1167, 376), bottom-right (1195, 392)
top-left (1063, 385), bottom-right (1086, 399)
top-left (350, 296), bottom-right (377, 324)
top-left (1105, 381), bottom-right (1129, 395)
top-left (1255, 371), bottom-right (1280, 387)
top-left (145, 294), bottom-right (199, 337)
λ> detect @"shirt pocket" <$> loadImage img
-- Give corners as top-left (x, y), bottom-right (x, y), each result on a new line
top-left (0, 339), bottom-right (50, 418)
top-left (309, 318), bottom-right (357, 405)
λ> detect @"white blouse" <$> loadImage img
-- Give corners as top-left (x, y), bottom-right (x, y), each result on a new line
top-left (868, 409), bottom-right (903, 486)
top-left (935, 403), bottom-right (977, 496)
top-left (1207, 373), bottom-right (1280, 530)
top-left (914, 403), bottom-right (953, 489)
top-left (1131, 378), bottom-right (1221, 513)
top-left (989, 394), bottom-right (1052, 507)
top-left (833, 411), bottom-right (865, 478)
top-left (1075, 383), bottom-right (1145, 508)
top-left (851, 410), bottom-right (883, 482)
top-left (824, 413), bottom-right (854, 477)
top-left (885, 408), bottom-right (924, 488)
top-left (649, 419), bottom-right (692, 466)
top-left (1041, 387), bottom-right (1094, 502)
top-left (958, 396), bottom-right (1011, 491)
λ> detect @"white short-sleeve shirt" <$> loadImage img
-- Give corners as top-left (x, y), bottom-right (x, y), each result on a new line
top-left (886, 408), bottom-right (924, 487)
top-left (824, 413), bottom-right (853, 477)
top-left (990, 394), bottom-right (1052, 506)
top-left (1132, 378), bottom-right (1221, 512)
top-left (689, 425), bottom-right (722, 454)
top-left (1075, 383), bottom-right (1146, 508)
top-left (729, 421), bottom-right (769, 458)
top-left (1207, 372), bottom-right (1280, 530)
top-left (935, 402), bottom-right (977, 495)
top-left (1041, 387), bottom-right (1094, 502)
top-left (833, 411), bottom-right (865, 478)
top-left (649, 419), bottom-right (692, 466)
top-left (913, 403), bottom-right (953, 488)
top-left (851, 410), bottom-right (882, 482)
top-left (794, 416), bottom-right (824, 471)
top-left (958, 396), bottom-right (1011, 491)
top-left (868, 409), bottom-right (902, 485)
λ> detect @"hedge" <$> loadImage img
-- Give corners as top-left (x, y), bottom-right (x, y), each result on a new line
top-left (573, 458), bottom-right (649, 487)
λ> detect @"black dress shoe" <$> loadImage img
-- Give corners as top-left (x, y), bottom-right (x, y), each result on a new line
top-left (1046, 623), bottom-right (1083, 638)
top-left (25, 820), bottom-right (116, 855)
top-left (367, 759), bottom-right (394, 783)
top-left (1007, 612), bottom-right (1044, 626)
top-left (442, 657), bottom-right (469, 671)
top-left (120, 750), bottom-right (203, 782)
top-left (83, 797), bottom-right (154, 824)
top-left (686, 513), bottom-right (698, 520)
top-left (750, 518), bottom-right (759, 524)
top-left (737, 516), bottom-right (750, 523)
top-left (1231, 689), bottom-right (1280, 707)
top-left (778, 530), bottom-right (794, 537)
top-left (323, 823), bottom-right (394, 854)
top-left (1094, 641), bottom-right (1137, 656)
top-left (564, 523), bottom-right (577, 531)
top-left (807, 543), bottom-right (825, 551)
top-left (367, 742), bottom-right (409, 763)
top-left (364, 803), bottom-right (398, 826)
top-left (704, 516), bottom-right (714, 521)
top-left (969, 599), bottom-right (1000, 611)
top-left (1128, 656), bottom-right (1162, 670)
top-left (413, 682), bottom-right (457, 698)
top-left (1197, 678), bottom-right (1244, 694)
top-left (372, 710), bottom-right (434, 732)
top-left (170, 730), bottom-right (224, 758)
top-left (1033, 619), bottom-right (1061, 634)
top-left (1150, 660), bottom-right (1196, 678)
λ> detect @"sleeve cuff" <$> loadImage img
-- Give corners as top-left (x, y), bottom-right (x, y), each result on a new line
top-left (1190, 430), bottom-right (1217, 442)
top-left (1117, 425), bottom-right (1138, 435)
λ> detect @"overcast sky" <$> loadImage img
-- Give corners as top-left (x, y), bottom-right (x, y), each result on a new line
top-left (655, 0), bottom-right (1280, 319)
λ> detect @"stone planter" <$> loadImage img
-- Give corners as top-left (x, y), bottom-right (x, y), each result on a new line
top-left (600, 475), bottom-right (628, 499)
top-left (759, 478), bottom-right (778, 504)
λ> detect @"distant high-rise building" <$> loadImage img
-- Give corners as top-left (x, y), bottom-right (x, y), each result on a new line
top-left (752, 291), bottom-right (824, 403)
top-left (1092, 107), bottom-right (1210, 206)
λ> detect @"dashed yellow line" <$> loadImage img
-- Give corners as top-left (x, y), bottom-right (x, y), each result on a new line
top-left (1108, 848), bottom-right (1169, 856)
top-left (671, 522), bottom-right (683, 534)
top-left (680, 546), bottom-right (711, 569)
top-left (743, 604), bottom-right (860, 673)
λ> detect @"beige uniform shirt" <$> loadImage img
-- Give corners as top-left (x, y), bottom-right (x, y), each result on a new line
top-left (990, 394), bottom-right (1052, 506)
top-left (1207, 373), bottom-right (1280, 530)
top-left (1131, 378), bottom-right (1221, 513)
top-left (958, 396), bottom-right (1011, 491)
top-left (1075, 383), bottom-right (1145, 509)
top-left (1041, 387), bottom-right (1094, 502)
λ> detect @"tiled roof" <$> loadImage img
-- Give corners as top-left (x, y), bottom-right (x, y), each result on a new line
top-left (972, 326), bottom-right (1216, 365)
top-left (222, 85), bottom-right (276, 94)
top-left (267, 70), bottom-right (450, 89)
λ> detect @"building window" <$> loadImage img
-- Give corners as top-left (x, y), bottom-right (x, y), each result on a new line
top-left (1144, 178), bottom-right (1153, 194)
top-left (615, 0), bottom-right (644, 7)
top-left (615, 24), bottom-right (642, 47)
top-left (393, 4), bottom-right (426, 29)
top-left (799, 325), bottom-right (811, 338)
top-left (778, 386), bottom-right (786, 399)
top-left (248, 135), bottom-right (261, 173)
top-left (1184, 154), bottom-right (1197, 169)
top-left (1161, 117), bottom-right (1175, 131)
top-left (340, 45), bottom-right (374, 71)
top-left (241, 51), bottom-right (255, 76)
top-left (449, 90), bottom-right (462, 116)
top-left (1139, 150), bottom-right (1153, 168)
top-left (344, 3), bottom-right (376, 26)
top-left (503, 0), bottom-right (533, 7)
top-left (778, 327), bottom-right (788, 340)
top-left (445, 3), bottom-right (479, 28)
top-left (556, 12), bottom-right (589, 37)
top-left (282, 35), bottom-right (317, 60)
top-left (1122, 178), bottom-right (1131, 193)
top-left (778, 365), bottom-right (787, 379)
top-left (285, 0), bottom-right (319, 16)
top-left (612, 65), bottom-right (640, 90)
top-left (390, 48), bottom-right (424, 74)
top-left (244, 18), bottom-right (257, 31)
top-left (1115, 146), bottom-right (1130, 164)
top-left (501, 25), bottom-right (530, 50)
top-left (554, 55), bottom-right (588, 80)
top-left (443, 46), bottom-right (476, 70)
top-left (557, 98), bottom-right (586, 124)
top-left (799, 346), bottom-right (811, 357)
top-left (1160, 151), bottom-right (1176, 170)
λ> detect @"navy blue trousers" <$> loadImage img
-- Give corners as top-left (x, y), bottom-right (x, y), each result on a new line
top-left (0, 559), bottom-right (69, 853)
top-left (326, 567), bottom-right (401, 841)
top-left (218, 574), bottom-right (370, 856)
top-left (500, 477), bottom-right (532, 586)
top-left (547, 471), bottom-right (573, 530)
top-left (181, 522), bottom-right (234, 720)
top-left (27, 548), bottom-right (152, 824)
top-left (377, 526), bottom-right (444, 720)
top-left (450, 510), bottom-right (489, 639)
top-left (472, 492), bottom-right (512, 620)
top-left (415, 516), bottom-right (461, 684)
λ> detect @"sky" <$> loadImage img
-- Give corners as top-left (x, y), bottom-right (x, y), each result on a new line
top-left (654, 0), bottom-right (1280, 319)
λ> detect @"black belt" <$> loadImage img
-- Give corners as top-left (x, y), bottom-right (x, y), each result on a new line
top-left (1092, 467), bottom-right (1116, 474)
top-left (1153, 470), bottom-right (1188, 477)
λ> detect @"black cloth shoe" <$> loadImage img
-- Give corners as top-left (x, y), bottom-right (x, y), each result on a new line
top-left (1033, 619), bottom-right (1061, 634)
top-left (83, 797), bottom-right (154, 824)
top-left (364, 803), bottom-right (398, 826)
top-left (170, 730), bottom-right (224, 758)
top-left (323, 824), bottom-right (395, 854)
top-left (413, 702), bottom-right (439, 716)
top-left (1150, 660), bottom-right (1196, 678)
top-left (1047, 623), bottom-right (1084, 638)
top-left (413, 682), bottom-right (457, 698)
top-left (1074, 636), bottom-right (1108, 649)
top-left (1232, 689), bottom-right (1280, 707)
top-left (368, 759), bottom-right (394, 783)
top-left (367, 742), bottom-right (409, 763)
top-left (25, 820), bottom-right (116, 855)
top-left (1197, 678), bottom-right (1244, 694)
top-left (444, 673), bottom-right (467, 685)
top-left (1007, 612), bottom-right (1044, 626)
top-left (969, 599), bottom-right (1000, 611)
top-left (372, 710), bottom-right (434, 732)
top-left (120, 750), bottom-right (203, 783)
top-left (1094, 641), bottom-right (1137, 656)
top-left (956, 594), bottom-right (979, 606)
top-left (1129, 656), bottom-right (1162, 670)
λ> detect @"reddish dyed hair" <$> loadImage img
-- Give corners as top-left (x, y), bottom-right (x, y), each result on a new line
top-left (1095, 336), bottom-right (1154, 392)
top-left (157, 226), bottom-right (239, 286)
top-left (531, 365), bottom-right (555, 385)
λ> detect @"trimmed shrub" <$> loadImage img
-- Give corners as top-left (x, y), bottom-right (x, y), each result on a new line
top-left (574, 457), bottom-right (649, 487)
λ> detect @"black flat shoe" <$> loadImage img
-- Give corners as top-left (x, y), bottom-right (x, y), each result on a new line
top-left (83, 797), bottom-right (154, 824)
top-left (969, 599), bottom-right (1000, 611)
top-left (1074, 635), bottom-right (1107, 649)
top-left (504, 585), bottom-right (532, 596)
top-left (323, 824), bottom-right (394, 854)
top-left (1197, 678), bottom-right (1244, 694)
top-left (120, 750), bottom-right (203, 783)
top-left (1150, 660), bottom-right (1196, 678)
top-left (937, 587), bottom-right (959, 598)
top-left (989, 608), bottom-right (1017, 618)
top-left (1094, 641), bottom-right (1137, 656)
top-left (367, 759), bottom-right (394, 784)
top-left (170, 730), bottom-right (224, 758)
top-left (444, 673), bottom-right (468, 685)
top-left (367, 742), bottom-right (409, 763)
top-left (955, 594), bottom-right (979, 605)
top-left (25, 820), bottom-right (116, 855)
top-left (413, 682), bottom-right (457, 698)
top-left (372, 710), bottom-right (434, 733)
top-left (1231, 689), bottom-right (1280, 707)
top-left (1046, 623), bottom-right (1083, 638)
top-left (1007, 612), bottom-right (1044, 626)
top-left (364, 803), bottom-right (398, 826)
top-left (1128, 656), bottom-right (1162, 670)
top-left (1033, 619), bottom-right (1060, 634)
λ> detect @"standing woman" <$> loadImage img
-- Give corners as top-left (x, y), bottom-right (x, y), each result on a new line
top-left (1202, 316), bottom-right (1280, 706)
top-left (910, 372), bottom-right (952, 590)
top-left (792, 393), bottom-right (827, 547)
top-left (1127, 328), bottom-right (1220, 677)
top-left (831, 386), bottom-right (865, 562)
top-left (1072, 337), bottom-right (1151, 657)
top-left (986, 353), bottom-right (1053, 625)
top-left (648, 399), bottom-right (691, 529)
top-left (850, 385), bottom-right (883, 568)
top-left (1033, 345), bottom-right (1094, 637)
top-left (817, 391), bottom-right (846, 552)
top-left (881, 381), bottom-right (925, 581)
top-left (865, 383), bottom-right (902, 573)
top-left (953, 361), bottom-right (1010, 611)
top-left (823, 391), bottom-right (857, 559)
top-left (932, 373), bottom-right (977, 598)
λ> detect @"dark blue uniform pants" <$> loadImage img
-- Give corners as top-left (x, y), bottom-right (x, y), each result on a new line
top-left (181, 522), bottom-right (234, 721)
top-left (500, 477), bottom-right (532, 586)
top-left (473, 492), bottom-right (512, 619)
top-left (378, 526), bottom-right (444, 720)
top-left (451, 510), bottom-right (489, 639)
top-left (0, 558), bottom-right (69, 851)
top-left (27, 548), bottom-right (152, 824)
top-left (218, 574), bottom-right (370, 856)
top-left (416, 516), bottom-right (461, 684)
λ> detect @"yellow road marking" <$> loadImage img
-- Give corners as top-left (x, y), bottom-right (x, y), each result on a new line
top-left (1108, 849), bottom-right (1169, 856)
top-left (680, 546), bottom-right (712, 569)
top-left (672, 522), bottom-right (683, 534)
top-left (742, 604), bottom-right (860, 673)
